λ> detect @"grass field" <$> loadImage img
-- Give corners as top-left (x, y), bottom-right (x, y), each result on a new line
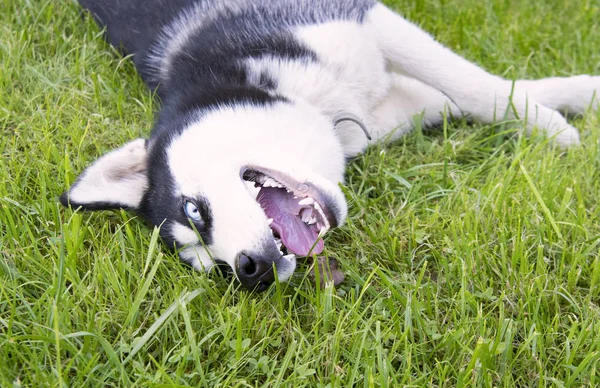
top-left (2, 0), bottom-right (600, 386)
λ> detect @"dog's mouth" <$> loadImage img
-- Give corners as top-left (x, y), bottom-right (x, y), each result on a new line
top-left (242, 166), bottom-right (337, 257)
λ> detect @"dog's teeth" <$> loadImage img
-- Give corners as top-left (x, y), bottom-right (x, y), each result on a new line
top-left (308, 216), bottom-right (316, 225)
top-left (312, 202), bottom-right (330, 229)
top-left (282, 254), bottom-right (295, 262)
top-left (264, 178), bottom-right (281, 188)
top-left (298, 197), bottom-right (314, 206)
top-left (301, 212), bottom-right (312, 223)
top-left (267, 218), bottom-right (273, 226)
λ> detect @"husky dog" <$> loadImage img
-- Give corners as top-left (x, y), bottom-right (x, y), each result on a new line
top-left (61, 0), bottom-right (599, 290)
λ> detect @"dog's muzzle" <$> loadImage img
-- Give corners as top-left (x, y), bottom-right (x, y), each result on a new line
top-left (236, 253), bottom-right (274, 291)
top-left (235, 252), bottom-right (295, 291)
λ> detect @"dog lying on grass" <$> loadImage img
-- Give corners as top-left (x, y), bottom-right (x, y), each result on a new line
top-left (61, 0), bottom-right (600, 290)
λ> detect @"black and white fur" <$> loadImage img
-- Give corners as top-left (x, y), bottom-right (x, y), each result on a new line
top-left (62, 0), bottom-right (600, 290)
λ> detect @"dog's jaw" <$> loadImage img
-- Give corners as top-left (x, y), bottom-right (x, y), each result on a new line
top-left (162, 100), bottom-right (347, 283)
top-left (242, 165), bottom-right (344, 229)
top-left (241, 165), bottom-right (347, 256)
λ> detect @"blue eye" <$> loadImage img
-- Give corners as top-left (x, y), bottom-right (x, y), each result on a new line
top-left (184, 201), bottom-right (202, 222)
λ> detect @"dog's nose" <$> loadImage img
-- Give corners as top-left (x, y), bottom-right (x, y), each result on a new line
top-left (236, 253), bottom-right (275, 291)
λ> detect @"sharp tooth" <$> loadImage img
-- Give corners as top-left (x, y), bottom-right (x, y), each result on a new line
top-left (279, 250), bottom-right (284, 255)
top-left (298, 197), bottom-right (314, 206)
top-left (282, 254), bottom-right (295, 262)
top-left (264, 178), bottom-right (277, 187)
top-left (312, 202), bottom-right (329, 229)
top-left (308, 216), bottom-right (316, 225)
top-left (301, 211), bottom-right (312, 223)
top-left (316, 219), bottom-right (330, 233)
top-left (267, 218), bottom-right (273, 226)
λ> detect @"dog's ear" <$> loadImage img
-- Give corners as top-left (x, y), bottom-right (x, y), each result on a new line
top-left (60, 139), bottom-right (149, 211)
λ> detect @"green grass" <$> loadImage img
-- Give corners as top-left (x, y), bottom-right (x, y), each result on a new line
top-left (2, 0), bottom-right (600, 386)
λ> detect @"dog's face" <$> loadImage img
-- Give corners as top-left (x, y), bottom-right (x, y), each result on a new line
top-left (61, 102), bottom-right (348, 290)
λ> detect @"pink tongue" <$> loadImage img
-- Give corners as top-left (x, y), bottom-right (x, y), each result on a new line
top-left (256, 187), bottom-right (324, 256)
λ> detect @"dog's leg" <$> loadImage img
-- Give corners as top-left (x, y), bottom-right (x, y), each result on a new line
top-left (367, 4), bottom-right (581, 146)
top-left (515, 76), bottom-right (600, 116)
top-left (335, 74), bottom-right (460, 156)
top-left (367, 75), bottom-right (460, 141)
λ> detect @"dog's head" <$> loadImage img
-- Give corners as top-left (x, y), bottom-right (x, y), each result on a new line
top-left (61, 101), bottom-right (348, 290)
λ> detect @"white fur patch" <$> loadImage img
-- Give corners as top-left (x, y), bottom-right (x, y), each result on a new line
top-left (67, 138), bottom-right (148, 208)
top-left (516, 76), bottom-right (600, 116)
top-left (275, 255), bottom-right (296, 283)
top-left (170, 222), bottom-right (200, 246)
top-left (179, 245), bottom-right (215, 272)
top-left (244, 180), bottom-right (261, 200)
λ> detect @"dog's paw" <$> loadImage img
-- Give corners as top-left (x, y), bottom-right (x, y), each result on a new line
top-left (519, 75), bottom-right (600, 115)
top-left (529, 106), bottom-right (581, 147)
top-left (551, 124), bottom-right (581, 147)
top-left (562, 75), bottom-right (600, 113)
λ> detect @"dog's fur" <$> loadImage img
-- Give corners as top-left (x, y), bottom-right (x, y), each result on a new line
top-left (62, 0), bottom-right (600, 290)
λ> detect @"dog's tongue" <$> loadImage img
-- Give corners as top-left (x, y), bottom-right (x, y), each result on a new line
top-left (257, 187), bottom-right (324, 256)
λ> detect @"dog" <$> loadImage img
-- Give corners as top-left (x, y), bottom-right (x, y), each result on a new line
top-left (61, 0), bottom-right (600, 291)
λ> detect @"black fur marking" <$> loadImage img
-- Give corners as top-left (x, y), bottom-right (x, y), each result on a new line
top-left (60, 169), bottom-right (140, 211)
top-left (137, 137), bottom-right (214, 247)
top-left (78, 0), bottom-right (376, 93)
top-left (78, 0), bottom-right (194, 63)
top-left (149, 88), bottom-right (289, 143)
top-left (259, 71), bottom-right (277, 90)
top-left (59, 191), bottom-right (137, 211)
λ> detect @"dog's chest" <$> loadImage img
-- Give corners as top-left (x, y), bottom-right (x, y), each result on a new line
top-left (245, 21), bottom-right (392, 118)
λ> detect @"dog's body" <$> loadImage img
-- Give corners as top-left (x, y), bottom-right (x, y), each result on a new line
top-left (62, 0), bottom-right (600, 290)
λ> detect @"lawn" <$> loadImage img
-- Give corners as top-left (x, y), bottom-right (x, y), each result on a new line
top-left (1, 0), bottom-right (600, 386)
